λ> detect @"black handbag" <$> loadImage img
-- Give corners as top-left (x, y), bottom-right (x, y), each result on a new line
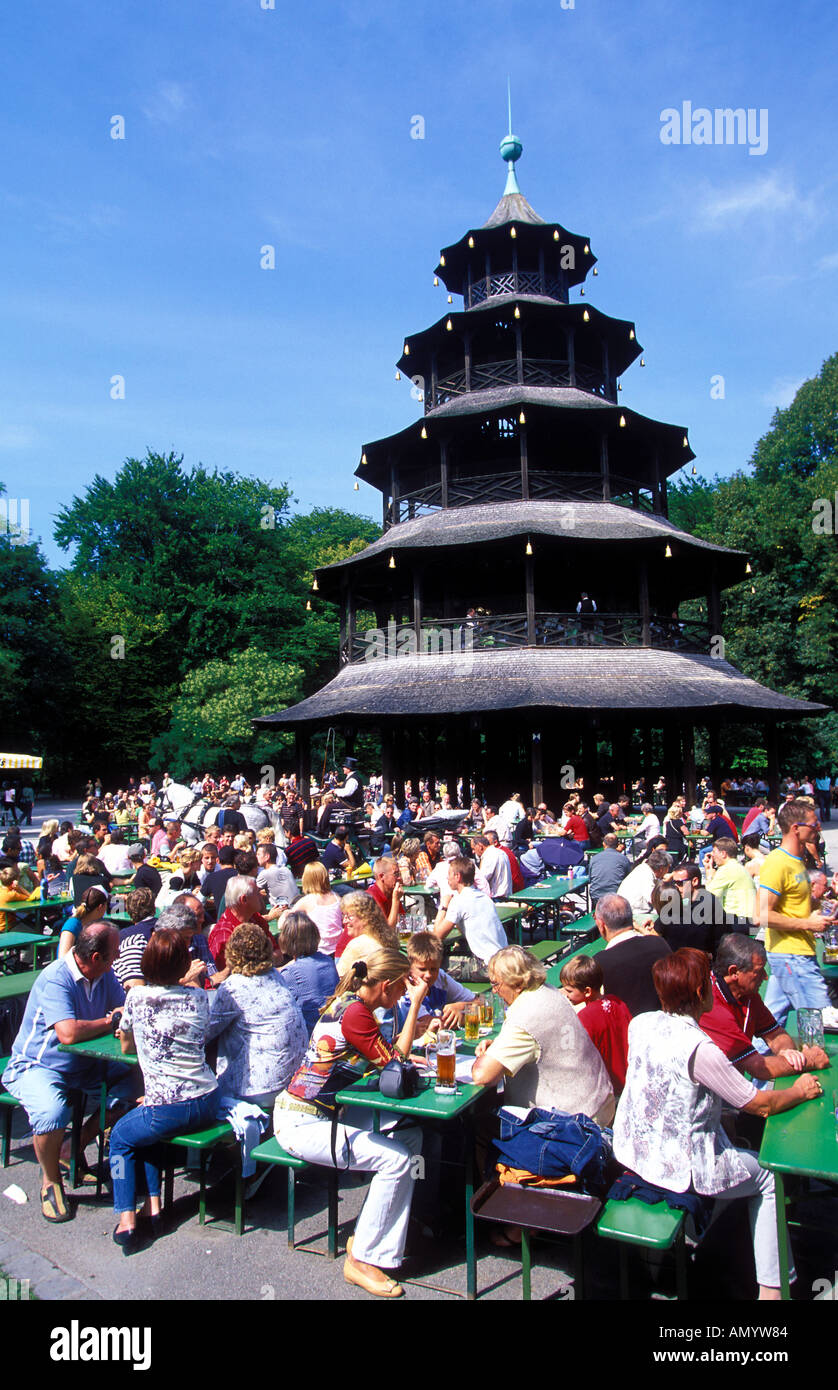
top-left (378, 1058), bottom-right (422, 1100)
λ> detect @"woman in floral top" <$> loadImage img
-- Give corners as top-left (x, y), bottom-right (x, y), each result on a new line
top-left (274, 945), bottom-right (428, 1299)
top-left (109, 929), bottom-right (218, 1252)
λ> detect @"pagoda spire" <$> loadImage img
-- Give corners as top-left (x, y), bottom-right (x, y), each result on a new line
top-left (500, 79), bottom-right (523, 196)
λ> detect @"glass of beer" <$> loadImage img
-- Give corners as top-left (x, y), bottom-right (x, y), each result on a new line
top-left (464, 1000), bottom-right (481, 1043)
top-left (434, 1029), bottom-right (457, 1091)
top-left (479, 997), bottom-right (494, 1033)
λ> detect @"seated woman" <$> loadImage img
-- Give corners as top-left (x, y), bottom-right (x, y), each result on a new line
top-left (275, 910), bottom-right (339, 1033)
top-left (292, 861), bottom-right (343, 957)
top-left (613, 948), bottom-right (822, 1300)
top-left (274, 946), bottom-right (428, 1298)
top-left (397, 837), bottom-right (424, 885)
top-left (206, 923), bottom-right (308, 1193)
top-left (663, 802), bottom-right (688, 861)
top-left (472, 946), bottom-right (614, 1125)
top-left (333, 891), bottom-right (398, 972)
top-left (110, 929), bottom-right (219, 1252)
top-left (70, 852), bottom-right (110, 907)
top-left (58, 885), bottom-right (109, 958)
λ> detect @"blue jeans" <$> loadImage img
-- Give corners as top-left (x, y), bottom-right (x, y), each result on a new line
top-left (764, 953), bottom-right (830, 1030)
top-left (109, 1089), bottom-right (219, 1215)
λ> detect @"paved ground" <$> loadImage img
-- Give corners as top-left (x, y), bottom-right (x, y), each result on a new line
top-left (1, 802), bottom-right (837, 1304)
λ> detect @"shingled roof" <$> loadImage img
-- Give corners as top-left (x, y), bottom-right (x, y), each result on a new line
top-left (254, 647), bottom-right (825, 728)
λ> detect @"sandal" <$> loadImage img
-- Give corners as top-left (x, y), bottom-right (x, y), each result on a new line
top-left (40, 1181), bottom-right (73, 1223)
top-left (59, 1159), bottom-right (100, 1189)
top-left (344, 1257), bottom-right (404, 1298)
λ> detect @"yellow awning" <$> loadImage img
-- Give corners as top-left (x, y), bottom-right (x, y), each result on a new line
top-left (0, 754), bottom-right (43, 770)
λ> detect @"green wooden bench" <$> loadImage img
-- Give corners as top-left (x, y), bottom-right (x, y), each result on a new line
top-left (0, 1055), bottom-right (19, 1168)
top-left (163, 1121), bottom-right (245, 1234)
top-left (597, 1197), bottom-right (687, 1299)
top-left (250, 1135), bottom-right (340, 1257)
top-left (0, 968), bottom-right (42, 1002)
top-left (0, 1053), bottom-right (85, 1180)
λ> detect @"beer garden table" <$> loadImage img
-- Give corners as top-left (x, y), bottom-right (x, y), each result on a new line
top-left (758, 1041), bottom-right (838, 1301)
top-left (0, 932), bottom-right (59, 972)
top-left (506, 872), bottom-right (590, 937)
top-left (58, 1033), bottom-right (139, 1197)
top-left (3, 895), bottom-right (73, 928)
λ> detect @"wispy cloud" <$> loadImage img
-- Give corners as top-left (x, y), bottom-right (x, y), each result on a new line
top-left (695, 173), bottom-right (817, 227)
top-left (142, 81), bottom-right (190, 125)
top-left (0, 426), bottom-right (38, 450)
top-left (817, 250), bottom-right (838, 272)
top-left (762, 376), bottom-right (804, 410)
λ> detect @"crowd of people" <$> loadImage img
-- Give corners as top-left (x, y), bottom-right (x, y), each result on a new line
top-left (1, 766), bottom-right (836, 1300)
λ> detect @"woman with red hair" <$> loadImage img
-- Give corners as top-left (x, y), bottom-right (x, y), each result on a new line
top-left (613, 947), bottom-right (822, 1299)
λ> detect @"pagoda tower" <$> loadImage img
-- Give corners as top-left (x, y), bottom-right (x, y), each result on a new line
top-left (256, 131), bottom-right (824, 805)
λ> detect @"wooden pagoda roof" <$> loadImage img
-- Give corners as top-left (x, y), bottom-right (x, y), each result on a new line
top-left (398, 300), bottom-right (641, 379)
top-left (355, 394), bottom-right (694, 489)
top-left (435, 204), bottom-right (595, 296)
top-left (254, 647), bottom-right (827, 729)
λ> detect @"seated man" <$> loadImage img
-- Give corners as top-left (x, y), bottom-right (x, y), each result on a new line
top-left (595, 893), bottom-right (671, 1016)
top-left (473, 835), bottom-right (512, 899)
top-left (589, 833), bottom-right (631, 908)
top-left (366, 855), bottom-right (405, 929)
top-left (208, 876), bottom-right (276, 971)
top-left (256, 842), bottom-right (298, 911)
top-left (701, 934), bottom-right (830, 1082)
top-left (705, 838), bottom-right (757, 922)
top-left (432, 856), bottom-right (507, 979)
top-left (619, 847), bottom-right (672, 915)
top-left (1, 923), bottom-right (136, 1222)
top-left (660, 861), bottom-right (746, 953)
top-left (320, 826), bottom-right (356, 879)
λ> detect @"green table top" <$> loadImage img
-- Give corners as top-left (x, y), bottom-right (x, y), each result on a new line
top-left (4, 895), bottom-right (73, 914)
top-left (336, 1071), bottom-right (486, 1121)
top-left (509, 873), bottom-right (589, 905)
top-left (0, 967), bottom-right (43, 1000)
top-left (59, 1034), bottom-right (138, 1066)
top-left (403, 883), bottom-right (439, 897)
top-left (759, 1044), bottom-right (838, 1181)
top-left (0, 932), bottom-right (60, 952)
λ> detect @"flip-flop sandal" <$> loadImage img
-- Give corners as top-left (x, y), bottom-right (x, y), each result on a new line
top-left (40, 1182), bottom-right (73, 1223)
top-left (59, 1160), bottom-right (100, 1189)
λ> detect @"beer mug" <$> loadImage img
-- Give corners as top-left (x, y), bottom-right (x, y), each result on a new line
top-left (464, 999), bottom-right (481, 1043)
top-left (798, 1008), bottom-right (825, 1051)
top-left (433, 1029), bottom-right (457, 1092)
top-left (479, 996), bottom-right (494, 1034)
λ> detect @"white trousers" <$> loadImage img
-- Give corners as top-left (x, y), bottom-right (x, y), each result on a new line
top-left (708, 1150), bottom-right (794, 1289)
top-left (275, 1108), bottom-right (423, 1270)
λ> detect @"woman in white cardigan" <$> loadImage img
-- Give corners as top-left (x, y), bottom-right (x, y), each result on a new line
top-left (613, 947), bottom-right (823, 1299)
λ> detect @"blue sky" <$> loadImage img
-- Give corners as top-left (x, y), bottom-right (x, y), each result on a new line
top-left (2, 0), bottom-right (837, 565)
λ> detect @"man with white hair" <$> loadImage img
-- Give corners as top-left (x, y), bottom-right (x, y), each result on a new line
top-left (208, 875), bottom-right (276, 971)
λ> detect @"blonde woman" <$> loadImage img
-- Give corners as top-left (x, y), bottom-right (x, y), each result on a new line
top-left (333, 892), bottom-right (398, 971)
top-left (292, 861), bottom-right (343, 956)
top-left (274, 946), bottom-right (428, 1297)
top-left (397, 837), bottom-right (423, 886)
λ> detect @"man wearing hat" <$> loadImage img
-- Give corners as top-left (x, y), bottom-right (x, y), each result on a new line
top-left (216, 795), bottom-right (248, 835)
top-left (127, 842), bottom-right (162, 898)
top-left (334, 758), bottom-right (363, 809)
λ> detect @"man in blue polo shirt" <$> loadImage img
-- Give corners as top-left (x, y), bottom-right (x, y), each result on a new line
top-left (1, 923), bottom-right (136, 1223)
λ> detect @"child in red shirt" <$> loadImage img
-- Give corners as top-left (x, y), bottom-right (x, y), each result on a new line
top-left (559, 954), bottom-right (632, 1093)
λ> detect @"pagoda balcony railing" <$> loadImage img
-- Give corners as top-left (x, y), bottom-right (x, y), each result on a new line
top-left (468, 271), bottom-right (564, 306)
top-left (343, 612), bottom-right (714, 663)
top-left (387, 470), bottom-right (648, 524)
top-left (432, 358), bottom-right (612, 408)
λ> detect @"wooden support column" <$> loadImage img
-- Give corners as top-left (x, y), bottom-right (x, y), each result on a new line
top-left (663, 725), bottom-right (681, 802)
top-left (464, 333), bottom-right (472, 393)
top-left (339, 579), bottom-right (348, 665)
top-left (602, 340), bottom-right (611, 398)
top-left (708, 725), bottom-right (722, 797)
top-left (346, 582), bottom-right (355, 665)
top-left (466, 259), bottom-right (472, 309)
top-left (440, 439), bottom-right (449, 509)
top-left (515, 323), bottom-right (524, 386)
top-left (525, 551), bottom-right (536, 644)
top-left (766, 723), bottom-right (780, 806)
top-left (600, 433), bottom-right (611, 501)
top-left (295, 730), bottom-right (311, 800)
top-left (638, 563), bottom-right (651, 646)
top-left (390, 460), bottom-right (399, 528)
top-left (682, 725), bottom-right (696, 807)
top-left (612, 725), bottom-right (627, 802)
top-left (381, 726), bottom-right (395, 798)
top-left (520, 423), bottom-right (530, 500)
top-left (642, 727), bottom-right (654, 804)
top-left (531, 729), bottom-right (544, 807)
top-left (708, 573), bottom-right (722, 638)
top-left (567, 326), bottom-right (576, 388)
top-left (430, 352), bottom-right (438, 410)
top-left (652, 450), bottom-right (663, 516)
top-left (582, 727), bottom-right (599, 801)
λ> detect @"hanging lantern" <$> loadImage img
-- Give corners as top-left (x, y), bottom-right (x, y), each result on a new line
top-left (514, 305), bottom-right (521, 318)
top-left (665, 545), bottom-right (672, 558)
top-left (403, 343), bottom-right (410, 355)
top-left (439, 254), bottom-right (446, 266)
top-left (510, 227), bottom-right (517, 238)
top-left (526, 538), bottom-right (533, 555)
top-left (361, 452), bottom-right (367, 465)
top-left (583, 243), bottom-right (590, 254)
top-left (353, 481), bottom-right (359, 491)
top-left (519, 411), bottom-right (526, 425)
top-left (433, 276), bottom-right (439, 287)
top-left (691, 465), bottom-right (697, 476)
top-left (619, 414), bottom-right (626, 427)
top-left (618, 382), bottom-right (623, 391)
top-left (553, 229), bottom-right (559, 241)
top-left (629, 329), bottom-right (635, 340)
top-left (640, 358), bottom-right (646, 367)
top-left (395, 371), bottom-right (401, 381)
top-left (312, 577), bottom-right (318, 592)
top-left (420, 425), bottom-right (428, 439)
top-left (592, 267), bottom-right (598, 276)
top-left (682, 435), bottom-right (689, 447)
top-left (745, 562), bottom-right (752, 574)
top-left (389, 554), bottom-right (396, 569)
top-left (305, 599), bottom-right (312, 611)
top-left (468, 235), bottom-right (475, 248)
top-left (447, 294), bottom-right (453, 304)
top-left (750, 584), bottom-right (756, 594)
top-left (583, 309), bottom-right (590, 322)
top-left (580, 287), bottom-right (585, 296)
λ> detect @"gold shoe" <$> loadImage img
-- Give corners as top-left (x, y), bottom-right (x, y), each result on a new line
top-left (344, 1256), bottom-right (404, 1298)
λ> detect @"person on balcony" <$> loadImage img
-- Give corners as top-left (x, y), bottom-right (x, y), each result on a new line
top-left (576, 592), bottom-right (598, 645)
